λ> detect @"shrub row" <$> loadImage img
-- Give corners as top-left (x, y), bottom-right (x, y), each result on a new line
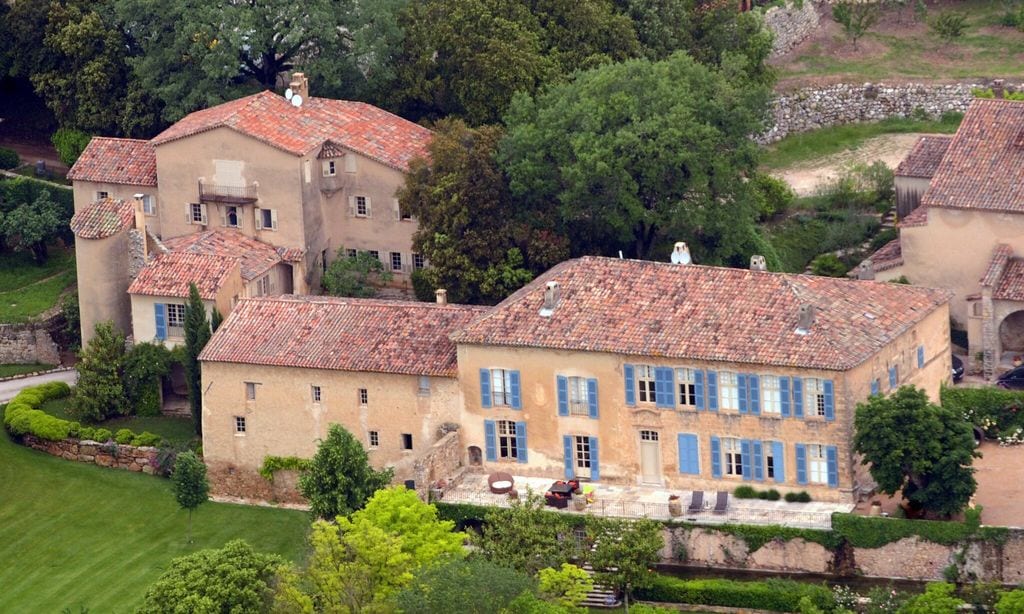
top-left (785, 491), bottom-right (812, 503)
top-left (3, 382), bottom-right (163, 447)
top-left (831, 512), bottom-right (1007, 548)
top-left (636, 574), bottom-right (834, 612)
top-left (734, 485), bottom-right (781, 500)
top-left (688, 522), bottom-right (843, 553)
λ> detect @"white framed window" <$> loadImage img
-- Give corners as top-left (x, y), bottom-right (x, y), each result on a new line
top-left (323, 160), bottom-right (336, 177)
top-left (497, 420), bottom-right (519, 460)
top-left (676, 368), bottom-right (697, 407)
top-left (346, 248), bottom-right (358, 259)
top-left (640, 430), bottom-right (659, 442)
top-left (234, 416), bottom-right (246, 434)
top-left (369, 250), bottom-right (380, 261)
top-left (567, 376), bottom-right (589, 416)
top-left (719, 371), bottom-right (739, 410)
top-left (166, 303), bottom-right (186, 330)
top-left (355, 196), bottom-right (369, 217)
top-left (806, 378), bottom-right (826, 417)
top-left (808, 444), bottom-right (828, 484)
top-left (245, 382), bottom-right (256, 400)
top-left (765, 444), bottom-right (776, 479)
top-left (418, 375), bottom-right (430, 394)
top-left (761, 375), bottom-right (782, 415)
top-left (189, 202), bottom-right (207, 225)
top-left (96, 191), bottom-right (109, 201)
top-left (636, 365), bottom-right (655, 403)
top-left (142, 195), bottom-right (156, 215)
top-left (369, 430), bottom-right (379, 448)
top-left (413, 253), bottom-right (425, 270)
top-left (722, 437), bottom-right (742, 477)
top-left (390, 251), bottom-right (402, 272)
top-left (359, 388), bottom-right (368, 405)
top-left (312, 385), bottom-right (321, 403)
top-left (257, 208), bottom-right (276, 231)
top-left (491, 369), bottom-right (514, 407)
top-left (224, 205), bottom-right (240, 228)
top-left (401, 433), bottom-right (413, 450)
top-left (574, 435), bottom-right (592, 472)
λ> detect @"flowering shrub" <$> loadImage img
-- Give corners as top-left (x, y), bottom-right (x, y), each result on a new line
top-left (943, 386), bottom-right (1024, 445)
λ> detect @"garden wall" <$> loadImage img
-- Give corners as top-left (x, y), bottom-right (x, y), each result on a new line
top-left (0, 312), bottom-right (62, 365)
top-left (23, 434), bottom-right (158, 474)
top-left (206, 461), bottom-right (306, 505)
top-left (412, 430), bottom-right (464, 500)
top-left (764, 1), bottom-right (820, 58)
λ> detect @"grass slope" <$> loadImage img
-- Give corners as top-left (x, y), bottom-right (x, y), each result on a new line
top-left (0, 419), bottom-right (309, 613)
top-left (0, 363), bottom-right (55, 378)
top-left (0, 247), bottom-right (76, 324)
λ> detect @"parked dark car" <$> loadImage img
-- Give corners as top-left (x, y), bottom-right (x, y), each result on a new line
top-left (952, 355), bottom-right (964, 383)
top-left (997, 365), bottom-right (1024, 389)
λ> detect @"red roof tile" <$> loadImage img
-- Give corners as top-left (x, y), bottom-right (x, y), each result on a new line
top-left (899, 205), bottom-right (929, 228)
top-left (151, 91), bottom-right (432, 171)
top-left (128, 252), bottom-right (237, 300)
top-left (995, 257), bottom-right (1024, 301)
top-left (982, 244), bottom-right (1014, 289)
top-left (453, 257), bottom-right (950, 371)
top-left (161, 230), bottom-right (282, 281)
top-left (199, 296), bottom-right (488, 377)
top-left (66, 138), bottom-right (157, 186)
top-left (69, 198), bottom-right (136, 239)
top-left (895, 135), bottom-right (952, 178)
top-left (921, 99), bottom-right (1024, 213)
top-left (865, 238), bottom-right (903, 273)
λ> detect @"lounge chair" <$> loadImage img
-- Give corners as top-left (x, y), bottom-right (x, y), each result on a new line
top-left (687, 490), bottom-right (704, 513)
top-left (713, 491), bottom-right (728, 514)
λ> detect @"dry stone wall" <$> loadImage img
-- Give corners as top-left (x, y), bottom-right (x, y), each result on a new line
top-left (764, 1), bottom-right (820, 57)
top-left (0, 313), bottom-right (62, 365)
top-left (23, 434), bottom-right (159, 474)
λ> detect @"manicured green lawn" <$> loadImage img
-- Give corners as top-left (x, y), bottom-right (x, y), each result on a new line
top-left (0, 411), bottom-right (310, 613)
top-left (0, 363), bottom-right (55, 378)
top-left (0, 247), bottom-right (76, 324)
top-left (39, 397), bottom-right (199, 446)
top-left (0, 247), bottom-right (74, 293)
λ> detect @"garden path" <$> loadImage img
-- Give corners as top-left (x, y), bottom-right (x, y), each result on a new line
top-left (774, 133), bottom-right (924, 196)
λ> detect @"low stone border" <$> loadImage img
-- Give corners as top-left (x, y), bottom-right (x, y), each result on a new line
top-left (22, 434), bottom-right (160, 474)
top-left (0, 365), bottom-right (74, 383)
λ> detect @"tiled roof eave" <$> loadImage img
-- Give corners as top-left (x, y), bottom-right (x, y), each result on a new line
top-left (198, 357), bottom-right (459, 378)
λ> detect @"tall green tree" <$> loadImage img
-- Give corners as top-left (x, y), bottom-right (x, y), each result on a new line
top-left (587, 518), bottom-right (662, 608)
top-left (854, 386), bottom-right (978, 517)
top-left (501, 51), bottom-right (770, 263)
top-left (69, 321), bottom-right (127, 422)
top-left (399, 119), bottom-right (564, 304)
top-left (537, 563), bottom-right (594, 610)
top-left (298, 424), bottom-right (394, 520)
top-left (171, 450), bottom-right (210, 542)
top-left (477, 492), bottom-right (578, 576)
top-left (0, 188), bottom-right (64, 263)
top-left (322, 248), bottom-right (393, 298)
top-left (394, 558), bottom-right (537, 614)
top-left (183, 282), bottom-right (211, 436)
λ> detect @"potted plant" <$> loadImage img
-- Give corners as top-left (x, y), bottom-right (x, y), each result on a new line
top-left (668, 494), bottom-right (683, 517)
top-left (572, 488), bottom-right (587, 511)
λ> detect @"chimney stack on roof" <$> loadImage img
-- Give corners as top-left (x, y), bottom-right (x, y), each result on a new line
top-left (289, 72), bottom-right (309, 101)
top-left (539, 281), bottom-right (561, 317)
top-left (670, 242), bottom-right (692, 265)
top-left (749, 255), bottom-right (767, 272)
top-left (993, 79), bottom-right (1006, 99)
top-left (857, 260), bottom-right (875, 281)
top-left (795, 304), bottom-right (816, 336)
top-left (435, 289), bottom-right (447, 305)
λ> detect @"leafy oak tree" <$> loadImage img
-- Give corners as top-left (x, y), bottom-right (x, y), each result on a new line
top-left (854, 386), bottom-right (978, 517)
top-left (183, 283), bottom-right (211, 435)
top-left (537, 563), bottom-right (594, 610)
top-left (299, 424), bottom-right (393, 520)
top-left (171, 450), bottom-right (209, 542)
top-left (501, 51), bottom-right (770, 263)
top-left (0, 188), bottom-right (64, 263)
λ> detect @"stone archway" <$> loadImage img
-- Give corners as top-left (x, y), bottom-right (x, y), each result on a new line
top-left (999, 310), bottom-right (1024, 355)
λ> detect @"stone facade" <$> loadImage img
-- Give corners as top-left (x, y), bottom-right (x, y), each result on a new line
top-left (412, 430), bottom-right (465, 500)
top-left (22, 435), bottom-right (159, 474)
top-left (764, 1), bottom-right (820, 58)
top-left (0, 312), bottom-right (63, 365)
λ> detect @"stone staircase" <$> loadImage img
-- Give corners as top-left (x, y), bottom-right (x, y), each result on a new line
top-left (579, 562), bottom-right (621, 609)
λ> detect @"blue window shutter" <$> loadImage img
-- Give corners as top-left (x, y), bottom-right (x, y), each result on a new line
top-left (780, 377), bottom-right (791, 417)
top-left (773, 441), bottom-right (785, 483)
top-left (870, 379), bottom-right (879, 395)
top-left (587, 378), bottom-right (599, 419)
top-left (823, 380), bottom-right (835, 422)
top-left (656, 368), bottom-right (673, 408)
top-left (917, 346), bottom-right (925, 369)
top-left (710, 436), bottom-right (722, 478)
top-left (826, 445), bottom-right (839, 487)
top-left (749, 375), bottom-right (760, 416)
top-left (484, 420), bottom-right (497, 462)
top-left (752, 440), bottom-right (764, 481)
top-left (590, 437), bottom-right (600, 481)
top-left (678, 433), bottom-right (699, 475)
top-left (737, 374), bottom-right (748, 414)
top-left (624, 364), bottom-right (636, 406)
top-left (795, 444), bottom-right (808, 485)
top-left (889, 366), bottom-right (897, 389)
top-left (557, 376), bottom-right (569, 416)
top-left (509, 371), bottom-right (522, 409)
top-left (515, 422), bottom-right (528, 464)
top-left (479, 369), bottom-right (492, 409)
top-left (792, 377), bottom-right (804, 418)
top-left (154, 303), bottom-right (166, 340)
top-left (740, 439), bottom-right (752, 480)
top-left (707, 371), bottom-right (719, 411)
top-left (694, 370), bottom-right (705, 410)
top-left (563, 436), bottom-right (575, 479)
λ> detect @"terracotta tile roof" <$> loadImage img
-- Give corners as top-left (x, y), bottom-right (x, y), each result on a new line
top-left (161, 230), bottom-right (281, 281)
top-left (864, 238), bottom-right (903, 273)
top-left (199, 296), bottom-right (489, 377)
top-left (899, 205), bottom-right (929, 227)
top-left (69, 198), bottom-right (135, 239)
top-left (995, 258), bottom-right (1024, 301)
top-left (453, 257), bottom-right (951, 371)
top-left (317, 140), bottom-right (348, 159)
top-left (66, 138), bottom-right (157, 186)
top-left (151, 91), bottom-right (432, 171)
top-left (276, 246), bottom-right (305, 263)
top-left (921, 99), bottom-right (1024, 213)
top-left (128, 252), bottom-right (237, 300)
top-left (895, 135), bottom-right (952, 178)
top-left (981, 244), bottom-right (1014, 289)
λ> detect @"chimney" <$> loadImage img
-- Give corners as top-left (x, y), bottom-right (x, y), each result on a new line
top-left (288, 72), bottom-right (309, 100)
top-left (795, 304), bottom-right (816, 336)
top-left (539, 281), bottom-right (561, 317)
top-left (749, 255), bottom-right (767, 272)
top-left (670, 242), bottom-right (692, 265)
top-left (857, 260), bottom-right (875, 281)
top-left (435, 289), bottom-right (447, 305)
top-left (132, 194), bottom-right (148, 261)
top-left (993, 79), bottom-right (1005, 99)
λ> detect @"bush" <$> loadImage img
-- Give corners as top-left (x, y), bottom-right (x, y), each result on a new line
top-left (131, 432), bottom-right (163, 447)
top-left (50, 128), bottom-right (92, 167)
top-left (930, 11), bottom-right (969, 40)
top-left (810, 254), bottom-right (848, 277)
top-left (751, 173), bottom-right (796, 220)
top-left (92, 428), bottom-right (113, 443)
top-left (759, 489), bottom-right (782, 501)
top-left (636, 574), bottom-right (834, 612)
top-left (699, 523), bottom-right (842, 552)
top-left (115, 428), bottom-right (135, 444)
top-left (869, 228), bottom-right (898, 252)
top-left (734, 485), bottom-right (759, 499)
top-left (2, 382), bottom-right (74, 441)
top-left (942, 385), bottom-right (1024, 442)
top-left (0, 147), bottom-right (20, 170)
top-left (123, 342), bottom-right (173, 417)
top-left (784, 491), bottom-right (812, 503)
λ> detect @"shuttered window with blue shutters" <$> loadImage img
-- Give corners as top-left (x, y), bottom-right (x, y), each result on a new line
top-left (740, 439), bottom-right (752, 480)
top-left (707, 371), bottom-right (719, 411)
top-left (826, 445), bottom-right (839, 488)
top-left (889, 366), bottom-right (898, 389)
top-left (677, 433), bottom-right (700, 475)
top-left (748, 375), bottom-right (761, 416)
top-left (917, 346), bottom-right (925, 369)
top-left (557, 375), bottom-right (569, 416)
top-left (480, 369), bottom-right (492, 408)
top-left (624, 364), bottom-right (636, 406)
top-left (154, 303), bottom-right (167, 340)
top-left (710, 436), bottom-right (722, 477)
top-left (693, 370), bottom-right (705, 410)
top-left (752, 440), bottom-right (764, 481)
top-left (509, 371), bottom-right (521, 409)
top-left (515, 422), bottom-right (528, 463)
top-left (792, 377), bottom-right (804, 418)
top-left (870, 379), bottom-right (879, 395)
top-left (590, 437), bottom-right (600, 481)
top-left (795, 443), bottom-right (808, 485)
top-left (655, 367), bottom-right (674, 408)
top-left (780, 377), bottom-right (791, 417)
top-left (823, 380), bottom-right (835, 422)
top-left (481, 369), bottom-right (521, 408)
top-left (484, 420), bottom-right (497, 462)
top-left (737, 374), bottom-right (748, 414)
top-left (771, 441), bottom-right (785, 483)
top-left (563, 436), bottom-right (575, 479)
top-left (587, 378), bottom-right (599, 419)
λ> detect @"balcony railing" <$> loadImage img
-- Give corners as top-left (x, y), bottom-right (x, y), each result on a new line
top-left (198, 181), bottom-right (258, 204)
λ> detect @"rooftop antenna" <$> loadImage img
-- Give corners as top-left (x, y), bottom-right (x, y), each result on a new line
top-left (284, 88), bottom-right (294, 100)
top-left (291, 94), bottom-right (303, 108)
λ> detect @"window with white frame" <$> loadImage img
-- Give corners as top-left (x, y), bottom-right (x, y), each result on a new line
top-left (369, 431), bottom-right (379, 448)
top-left (719, 371), bottom-right (739, 410)
top-left (312, 385), bottom-right (321, 403)
top-left (491, 369), bottom-right (514, 407)
top-left (761, 375), bottom-right (782, 415)
top-left (167, 304), bottom-right (186, 335)
top-left (765, 444), bottom-right (776, 479)
top-left (390, 251), bottom-right (402, 272)
top-left (142, 195), bottom-right (156, 215)
top-left (413, 253), bottom-right (425, 270)
top-left (245, 382), bottom-right (256, 400)
top-left (497, 420), bottom-right (519, 460)
top-left (323, 160), bottom-right (336, 177)
top-left (676, 368), bottom-right (697, 407)
top-left (636, 365), bottom-right (655, 403)
top-left (96, 191), bottom-right (109, 201)
top-left (806, 378), bottom-right (826, 417)
top-left (369, 250), bottom-right (380, 261)
top-left (224, 205), bottom-right (240, 228)
top-left (359, 388), bottom-right (368, 405)
top-left (640, 430), bottom-right (659, 442)
top-left (259, 208), bottom-right (274, 230)
top-left (807, 444), bottom-right (828, 484)
top-left (722, 437), bottom-right (742, 476)
top-left (189, 202), bottom-right (205, 224)
top-left (355, 196), bottom-right (368, 217)
top-left (567, 376), bottom-right (589, 415)
top-left (235, 416), bottom-right (246, 433)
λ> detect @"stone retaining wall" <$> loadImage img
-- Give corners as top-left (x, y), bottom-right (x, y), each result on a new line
top-left (764, 1), bottom-right (820, 58)
top-left (412, 430), bottom-right (464, 499)
top-left (0, 312), bottom-right (62, 365)
top-left (23, 434), bottom-right (159, 474)
top-left (207, 461), bottom-right (307, 504)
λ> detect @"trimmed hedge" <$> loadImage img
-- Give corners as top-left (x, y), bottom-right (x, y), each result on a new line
top-left (831, 513), bottom-right (1008, 548)
top-left (637, 574), bottom-right (834, 612)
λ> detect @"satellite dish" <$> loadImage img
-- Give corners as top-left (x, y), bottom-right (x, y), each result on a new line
top-left (291, 94), bottom-right (303, 108)
top-left (284, 88), bottom-right (294, 100)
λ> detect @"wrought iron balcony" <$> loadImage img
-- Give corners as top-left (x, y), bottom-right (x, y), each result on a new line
top-left (198, 180), bottom-right (258, 204)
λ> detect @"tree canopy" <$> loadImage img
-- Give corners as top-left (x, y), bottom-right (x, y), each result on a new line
top-left (854, 386), bottom-right (978, 517)
top-left (394, 557), bottom-right (537, 614)
top-left (322, 248), bottom-right (393, 298)
top-left (477, 492), bottom-right (579, 576)
top-left (0, 188), bottom-right (64, 263)
top-left (298, 424), bottom-right (394, 520)
top-left (171, 450), bottom-right (210, 542)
